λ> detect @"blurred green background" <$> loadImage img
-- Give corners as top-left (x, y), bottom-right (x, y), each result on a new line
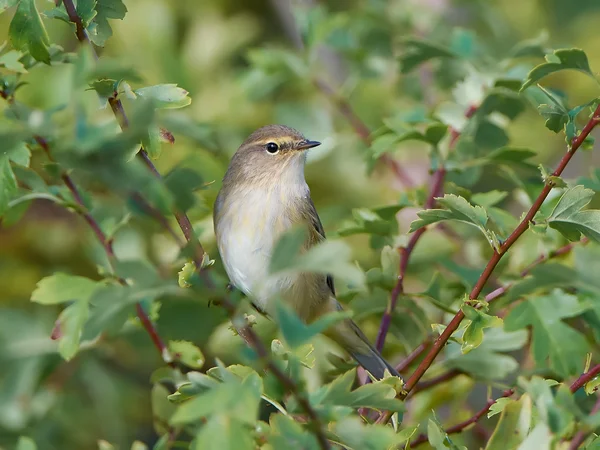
top-left (1, 0), bottom-right (600, 448)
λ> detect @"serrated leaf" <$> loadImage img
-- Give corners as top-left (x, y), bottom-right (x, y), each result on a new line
top-left (275, 301), bottom-right (350, 349)
top-left (461, 305), bottom-right (503, 353)
top-left (134, 84), bottom-right (191, 109)
top-left (485, 396), bottom-right (531, 450)
top-left (0, 49), bottom-right (26, 73)
top-left (168, 341), bottom-right (204, 369)
top-left (9, 0), bottom-right (51, 64)
top-left (505, 290), bottom-right (590, 377)
top-left (88, 0), bottom-right (127, 46)
top-left (410, 194), bottom-right (492, 246)
top-left (31, 273), bottom-right (102, 305)
top-left (170, 372), bottom-right (262, 425)
top-left (548, 186), bottom-right (600, 242)
top-left (521, 48), bottom-right (595, 91)
top-left (428, 414), bottom-right (467, 450)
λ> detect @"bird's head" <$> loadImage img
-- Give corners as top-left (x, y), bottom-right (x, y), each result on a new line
top-left (223, 124), bottom-right (321, 187)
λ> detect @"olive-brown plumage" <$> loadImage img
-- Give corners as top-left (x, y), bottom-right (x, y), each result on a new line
top-left (214, 124), bottom-right (399, 379)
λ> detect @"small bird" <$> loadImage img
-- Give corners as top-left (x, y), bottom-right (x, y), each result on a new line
top-left (214, 124), bottom-right (399, 380)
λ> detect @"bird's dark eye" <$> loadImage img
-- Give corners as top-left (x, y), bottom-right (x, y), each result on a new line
top-left (266, 142), bottom-right (279, 154)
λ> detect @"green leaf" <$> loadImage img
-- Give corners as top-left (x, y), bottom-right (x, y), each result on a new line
top-left (164, 167), bottom-right (204, 213)
top-left (77, 0), bottom-right (97, 27)
top-left (171, 372), bottom-right (262, 425)
top-left (56, 299), bottom-right (90, 360)
top-left (521, 48), bottom-right (595, 91)
top-left (7, 142), bottom-right (31, 166)
top-left (471, 190), bottom-right (508, 208)
top-left (134, 84), bottom-right (191, 109)
top-left (15, 437), bottom-right (37, 450)
top-left (168, 341), bottom-right (204, 369)
top-left (399, 37), bottom-right (456, 74)
top-left (270, 228), bottom-right (366, 290)
top-left (88, 0), bottom-right (127, 46)
top-left (0, 155), bottom-right (18, 216)
top-left (461, 305), bottom-right (503, 354)
top-left (446, 327), bottom-right (526, 380)
top-left (505, 289), bottom-right (590, 376)
top-left (410, 194), bottom-right (487, 231)
top-left (410, 194), bottom-right (496, 247)
top-left (313, 368), bottom-right (404, 413)
top-left (0, 0), bottom-right (19, 15)
top-left (0, 50), bottom-right (26, 73)
top-left (9, 0), bottom-right (51, 64)
top-left (275, 301), bottom-right (350, 349)
top-left (31, 273), bottom-right (102, 305)
top-left (548, 186), bottom-right (600, 242)
top-left (193, 416), bottom-right (254, 450)
top-left (485, 396), bottom-right (531, 450)
top-left (427, 414), bottom-right (467, 450)
top-left (269, 414), bottom-right (319, 449)
top-left (334, 417), bottom-right (404, 450)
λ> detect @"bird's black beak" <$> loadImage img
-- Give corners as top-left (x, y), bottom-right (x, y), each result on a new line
top-left (296, 139), bottom-right (321, 150)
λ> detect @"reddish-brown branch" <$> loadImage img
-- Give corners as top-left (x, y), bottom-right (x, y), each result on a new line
top-left (375, 105), bottom-right (478, 352)
top-left (375, 104), bottom-right (600, 426)
top-left (409, 369), bottom-right (463, 397)
top-left (570, 363), bottom-right (600, 393)
top-left (31, 135), bottom-right (170, 360)
top-left (568, 394), bottom-right (600, 450)
top-left (395, 338), bottom-right (431, 373)
top-left (404, 360), bottom-right (600, 448)
top-left (60, 3), bottom-right (330, 447)
top-left (408, 389), bottom-right (515, 447)
top-left (375, 166), bottom-right (446, 351)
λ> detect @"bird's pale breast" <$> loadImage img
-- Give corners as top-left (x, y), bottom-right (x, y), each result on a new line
top-left (215, 183), bottom-right (308, 314)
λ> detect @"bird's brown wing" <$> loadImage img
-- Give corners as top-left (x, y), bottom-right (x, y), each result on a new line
top-left (306, 197), bottom-right (336, 297)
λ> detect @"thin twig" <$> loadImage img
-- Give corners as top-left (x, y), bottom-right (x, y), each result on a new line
top-left (395, 338), bottom-right (431, 373)
top-left (375, 105), bottom-right (477, 352)
top-left (406, 360), bottom-right (600, 448)
top-left (60, 3), bottom-right (330, 447)
top-left (409, 369), bottom-right (463, 397)
top-left (33, 135), bottom-right (170, 360)
top-left (408, 389), bottom-right (515, 448)
top-left (375, 104), bottom-right (600, 426)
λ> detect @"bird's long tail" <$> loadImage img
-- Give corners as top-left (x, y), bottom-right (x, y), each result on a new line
top-left (322, 298), bottom-right (401, 380)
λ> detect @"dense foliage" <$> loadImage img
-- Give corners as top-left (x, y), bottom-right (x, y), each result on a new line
top-left (2, 0), bottom-right (600, 449)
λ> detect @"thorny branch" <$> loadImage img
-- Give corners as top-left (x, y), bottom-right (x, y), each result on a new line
top-left (60, 1), bottom-right (331, 448)
top-left (376, 103), bottom-right (600, 426)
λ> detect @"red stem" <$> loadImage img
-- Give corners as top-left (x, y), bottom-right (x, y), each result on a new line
top-left (32, 136), bottom-right (170, 360)
top-left (375, 104), bottom-right (600, 426)
top-left (61, 4), bottom-right (330, 447)
top-left (406, 360), bottom-right (600, 448)
top-left (409, 389), bottom-right (515, 448)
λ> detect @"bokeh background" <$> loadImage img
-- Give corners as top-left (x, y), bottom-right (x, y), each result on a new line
top-left (2, 0), bottom-right (600, 448)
